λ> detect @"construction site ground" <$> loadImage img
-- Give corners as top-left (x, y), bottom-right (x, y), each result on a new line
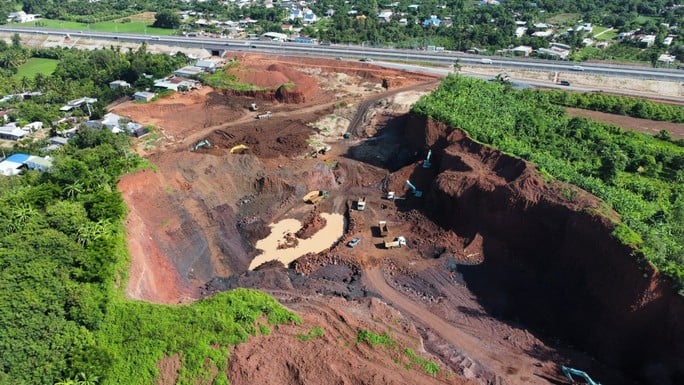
top-left (114, 53), bottom-right (681, 385)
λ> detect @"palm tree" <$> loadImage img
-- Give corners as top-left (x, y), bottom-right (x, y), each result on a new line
top-left (63, 182), bottom-right (84, 200)
top-left (76, 372), bottom-right (99, 385)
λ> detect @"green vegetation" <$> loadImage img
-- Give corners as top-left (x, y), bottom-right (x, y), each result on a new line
top-left (20, 19), bottom-right (175, 35)
top-left (14, 57), bottom-right (58, 79)
top-left (412, 76), bottom-right (684, 290)
top-left (0, 128), bottom-right (301, 385)
top-left (357, 330), bottom-right (395, 346)
top-left (98, 289), bottom-right (300, 384)
top-left (296, 326), bottom-right (324, 341)
top-left (356, 330), bottom-right (441, 377)
top-left (543, 90), bottom-right (684, 123)
top-left (404, 348), bottom-right (441, 376)
top-left (200, 67), bottom-right (266, 92)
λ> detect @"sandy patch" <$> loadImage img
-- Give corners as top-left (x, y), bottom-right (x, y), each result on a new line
top-left (249, 213), bottom-right (345, 270)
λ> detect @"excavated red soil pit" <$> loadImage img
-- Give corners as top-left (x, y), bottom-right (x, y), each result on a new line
top-left (402, 114), bottom-right (684, 385)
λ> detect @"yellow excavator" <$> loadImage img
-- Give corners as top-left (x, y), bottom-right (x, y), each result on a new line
top-left (230, 144), bottom-right (249, 154)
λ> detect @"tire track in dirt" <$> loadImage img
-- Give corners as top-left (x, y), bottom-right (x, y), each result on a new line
top-left (348, 80), bottom-right (440, 137)
top-left (363, 268), bottom-right (545, 385)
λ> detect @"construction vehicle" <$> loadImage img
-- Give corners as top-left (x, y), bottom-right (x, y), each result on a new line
top-left (190, 139), bottom-right (212, 152)
top-left (384, 236), bottom-right (406, 249)
top-left (303, 190), bottom-right (329, 204)
top-left (386, 191), bottom-right (395, 200)
top-left (249, 103), bottom-right (258, 111)
top-left (378, 221), bottom-right (389, 237)
top-left (561, 366), bottom-right (601, 385)
top-left (229, 144), bottom-right (249, 154)
top-left (406, 180), bottom-right (423, 198)
top-left (256, 111), bottom-right (272, 119)
top-left (423, 149), bottom-right (432, 169)
top-left (356, 197), bottom-right (366, 211)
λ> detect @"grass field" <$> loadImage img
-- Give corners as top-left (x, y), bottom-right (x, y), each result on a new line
top-left (18, 19), bottom-right (176, 35)
top-left (592, 26), bottom-right (617, 41)
top-left (14, 58), bottom-right (58, 79)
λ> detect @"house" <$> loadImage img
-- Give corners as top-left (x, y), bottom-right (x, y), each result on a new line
top-left (658, 54), bottom-right (676, 65)
top-left (133, 91), bottom-right (156, 102)
top-left (50, 136), bottom-right (70, 146)
top-left (536, 47), bottom-right (569, 59)
top-left (22, 121), bottom-right (43, 132)
top-left (0, 153), bottom-right (29, 176)
top-left (101, 113), bottom-right (123, 132)
top-left (59, 97), bottom-right (97, 112)
top-left (154, 77), bottom-right (199, 92)
top-left (289, 8), bottom-right (317, 24)
top-left (109, 80), bottom-right (131, 89)
top-left (515, 26), bottom-right (528, 38)
top-left (25, 155), bottom-right (53, 172)
top-left (663, 36), bottom-right (674, 46)
top-left (532, 29), bottom-right (554, 37)
top-left (263, 31), bottom-right (288, 41)
top-left (550, 42), bottom-right (571, 51)
top-left (640, 35), bottom-right (656, 47)
top-left (378, 10), bottom-right (393, 23)
top-left (0, 123), bottom-right (28, 141)
top-left (511, 45), bottom-right (533, 56)
top-left (423, 15), bottom-right (440, 27)
top-left (173, 66), bottom-right (204, 78)
top-left (126, 123), bottom-right (149, 137)
top-left (195, 60), bottom-right (218, 72)
top-left (7, 11), bottom-right (37, 23)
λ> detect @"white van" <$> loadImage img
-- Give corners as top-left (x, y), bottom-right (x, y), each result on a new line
top-left (480, 58), bottom-right (494, 64)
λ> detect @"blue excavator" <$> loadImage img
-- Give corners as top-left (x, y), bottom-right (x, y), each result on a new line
top-left (561, 366), bottom-right (601, 385)
top-left (422, 149), bottom-right (432, 169)
top-left (405, 180), bottom-right (423, 198)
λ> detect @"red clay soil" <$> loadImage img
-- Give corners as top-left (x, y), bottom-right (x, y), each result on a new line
top-left (566, 107), bottom-right (684, 139)
top-left (227, 295), bottom-right (477, 385)
top-left (116, 53), bottom-right (684, 385)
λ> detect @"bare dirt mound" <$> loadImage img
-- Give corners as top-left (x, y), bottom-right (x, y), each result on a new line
top-left (227, 294), bottom-right (476, 385)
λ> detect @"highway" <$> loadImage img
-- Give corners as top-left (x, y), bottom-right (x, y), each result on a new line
top-left (1, 25), bottom-right (683, 83)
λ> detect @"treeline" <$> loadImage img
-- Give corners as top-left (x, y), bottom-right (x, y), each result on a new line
top-left (413, 76), bottom-right (684, 290)
top-left (0, 130), bottom-right (300, 384)
top-left (543, 90), bottom-right (684, 123)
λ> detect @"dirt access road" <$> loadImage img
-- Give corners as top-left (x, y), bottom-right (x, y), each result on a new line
top-left (364, 268), bottom-right (543, 384)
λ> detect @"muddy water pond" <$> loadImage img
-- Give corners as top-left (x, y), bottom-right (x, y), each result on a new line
top-left (248, 213), bottom-right (346, 270)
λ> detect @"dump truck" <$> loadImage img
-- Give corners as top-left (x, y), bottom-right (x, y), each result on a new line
top-left (257, 111), bottom-right (272, 119)
top-left (303, 190), bottom-right (329, 204)
top-left (378, 221), bottom-right (389, 237)
top-left (357, 197), bottom-right (366, 211)
top-left (384, 236), bottom-right (406, 249)
top-left (249, 103), bottom-right (258, 111)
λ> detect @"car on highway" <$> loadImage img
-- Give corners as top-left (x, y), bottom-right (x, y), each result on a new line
top-left (347, 237), bottom-right (361, 248)
top-left (360, 57), bottom-right (373, 62)
top-left (560, 80), bottom-right (571, 86)
top-left (571, 65), bottom-right (584, 71)
top-left (480, 58), bottom-right (493, 64)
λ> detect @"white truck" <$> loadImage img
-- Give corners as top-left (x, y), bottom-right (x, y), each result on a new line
top-left (257, 111), bottom-right (272, 119)
top-left (384, 236), bottom-right (406, 249)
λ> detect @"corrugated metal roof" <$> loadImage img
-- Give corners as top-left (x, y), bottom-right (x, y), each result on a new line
top-left (6, 153), bottom-right (29, 163)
